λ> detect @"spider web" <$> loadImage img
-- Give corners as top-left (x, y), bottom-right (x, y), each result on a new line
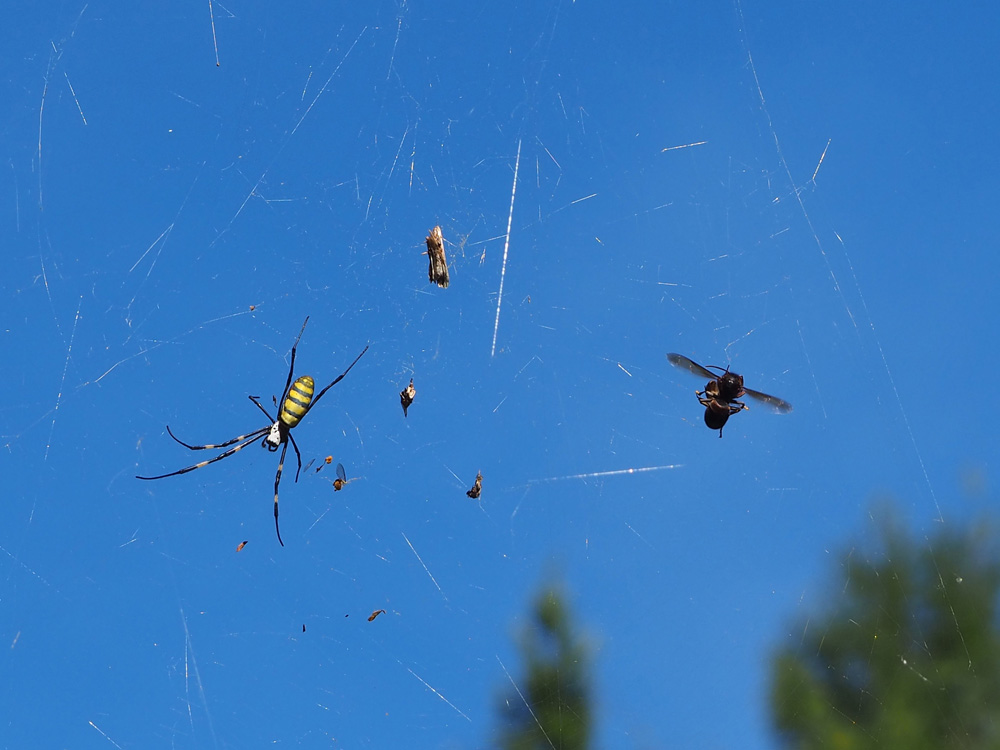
top-left (0, 1), bottom-right (993, 748)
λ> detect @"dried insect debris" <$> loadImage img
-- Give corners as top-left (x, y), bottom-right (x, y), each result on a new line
top-left (466, 471), bottom-right (483, 499)
top-left (425, 225), bottom-right (449, 288)
top-left (400, 378), bottom-right (416, 417)
top-left (368, 609), bottom-right (386, 622)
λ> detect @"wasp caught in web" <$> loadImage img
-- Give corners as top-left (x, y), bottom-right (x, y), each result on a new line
top-left (136, 317), bottom-right (369, 546)
top-left (666, 353), bottom-right (792, 437)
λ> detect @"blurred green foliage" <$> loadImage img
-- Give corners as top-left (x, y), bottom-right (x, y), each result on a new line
top-left (771, 509), bottom-right (1000, 749)
top-left (497, 585), bottom-right (592, 750)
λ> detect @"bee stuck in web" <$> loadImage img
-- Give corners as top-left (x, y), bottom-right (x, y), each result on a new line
top-left (400, 378), bottom-right (416, 417)
top-left (425, 225), bottom-right (450, 288)
top-left (466, 472), bottom-right (483, 499)
top-left (666, 353), bottom-right (792, 437)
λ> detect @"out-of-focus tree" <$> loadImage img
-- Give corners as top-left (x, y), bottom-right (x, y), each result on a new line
top-left (496, 585), bottom-right (592, 750)
top-left (771, 509), bottom-right (1000, 750)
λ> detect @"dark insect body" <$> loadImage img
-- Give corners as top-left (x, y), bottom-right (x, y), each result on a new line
top-left (466, 472), bottom-right (483, 499)
top-left (136, 317), bottom-right (369, 546)
top-left (400, 378), bottom-right (416, 417)
top-left (666, 353), bottom-right (791, 437)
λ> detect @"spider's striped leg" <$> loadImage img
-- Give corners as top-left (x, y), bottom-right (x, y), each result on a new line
top-left (288, 432), bottom-right (304, 482)
top-left (310, 343), bottom-right (371, 409)
top-left (137, 432), bottom-right (264, 481)
top-left (273, 440), bottom-right (290, 547)
top-left (166, 424), bottom-right (268, 451)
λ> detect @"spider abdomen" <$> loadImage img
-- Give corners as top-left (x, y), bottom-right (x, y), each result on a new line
top-left (280, 375), bottom-right (315, 428)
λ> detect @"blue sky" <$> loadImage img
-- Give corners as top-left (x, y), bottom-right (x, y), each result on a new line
top-left (2, 1), bottom-right (998, 747)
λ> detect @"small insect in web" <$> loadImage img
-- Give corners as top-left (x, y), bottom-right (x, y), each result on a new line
top-left (400, 378), bottom-right (416, 417)
top-left (314, 455), bottom-right (333, 474)
top-left (136, 317), bottom-right (369, 546)
top-left (466, 472), bottom-right (483, 499)
top-left (236, 540), bottom-right (248, 552)
top-left (368, 609), bottom-right (386, 622)
top-left (332, 463), bottom-right (358, 491)
top-left (666, 353), bottom-right (792, 437)
top-left (425, 225), bottom-right (449, 288)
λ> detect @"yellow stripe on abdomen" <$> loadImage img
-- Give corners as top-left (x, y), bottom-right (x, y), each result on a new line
top-left (280, 376), bottom-right (314, 427)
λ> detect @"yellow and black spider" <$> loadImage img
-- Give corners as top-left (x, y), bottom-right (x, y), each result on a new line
top-left (136, 317), bottom-right (368, 546)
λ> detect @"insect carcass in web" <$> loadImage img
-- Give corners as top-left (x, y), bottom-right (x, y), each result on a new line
top-left (332, 463), bottom-right (359, 491)
top-left (400, 378), bottom-right (416, 417)
top-left (666, 353), bottom-right (792, 437)
top-left (466, 472), bottom-right (483, 499)
top-left (425, 226), bottom-right (449, 288)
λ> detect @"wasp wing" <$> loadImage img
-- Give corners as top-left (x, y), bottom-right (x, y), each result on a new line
top-left (666, 353), bottom-right (716, 381)
top-left (336, 463), bottom-right (347, 482)
top-left (743, 387), bottom-right (792, 413)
